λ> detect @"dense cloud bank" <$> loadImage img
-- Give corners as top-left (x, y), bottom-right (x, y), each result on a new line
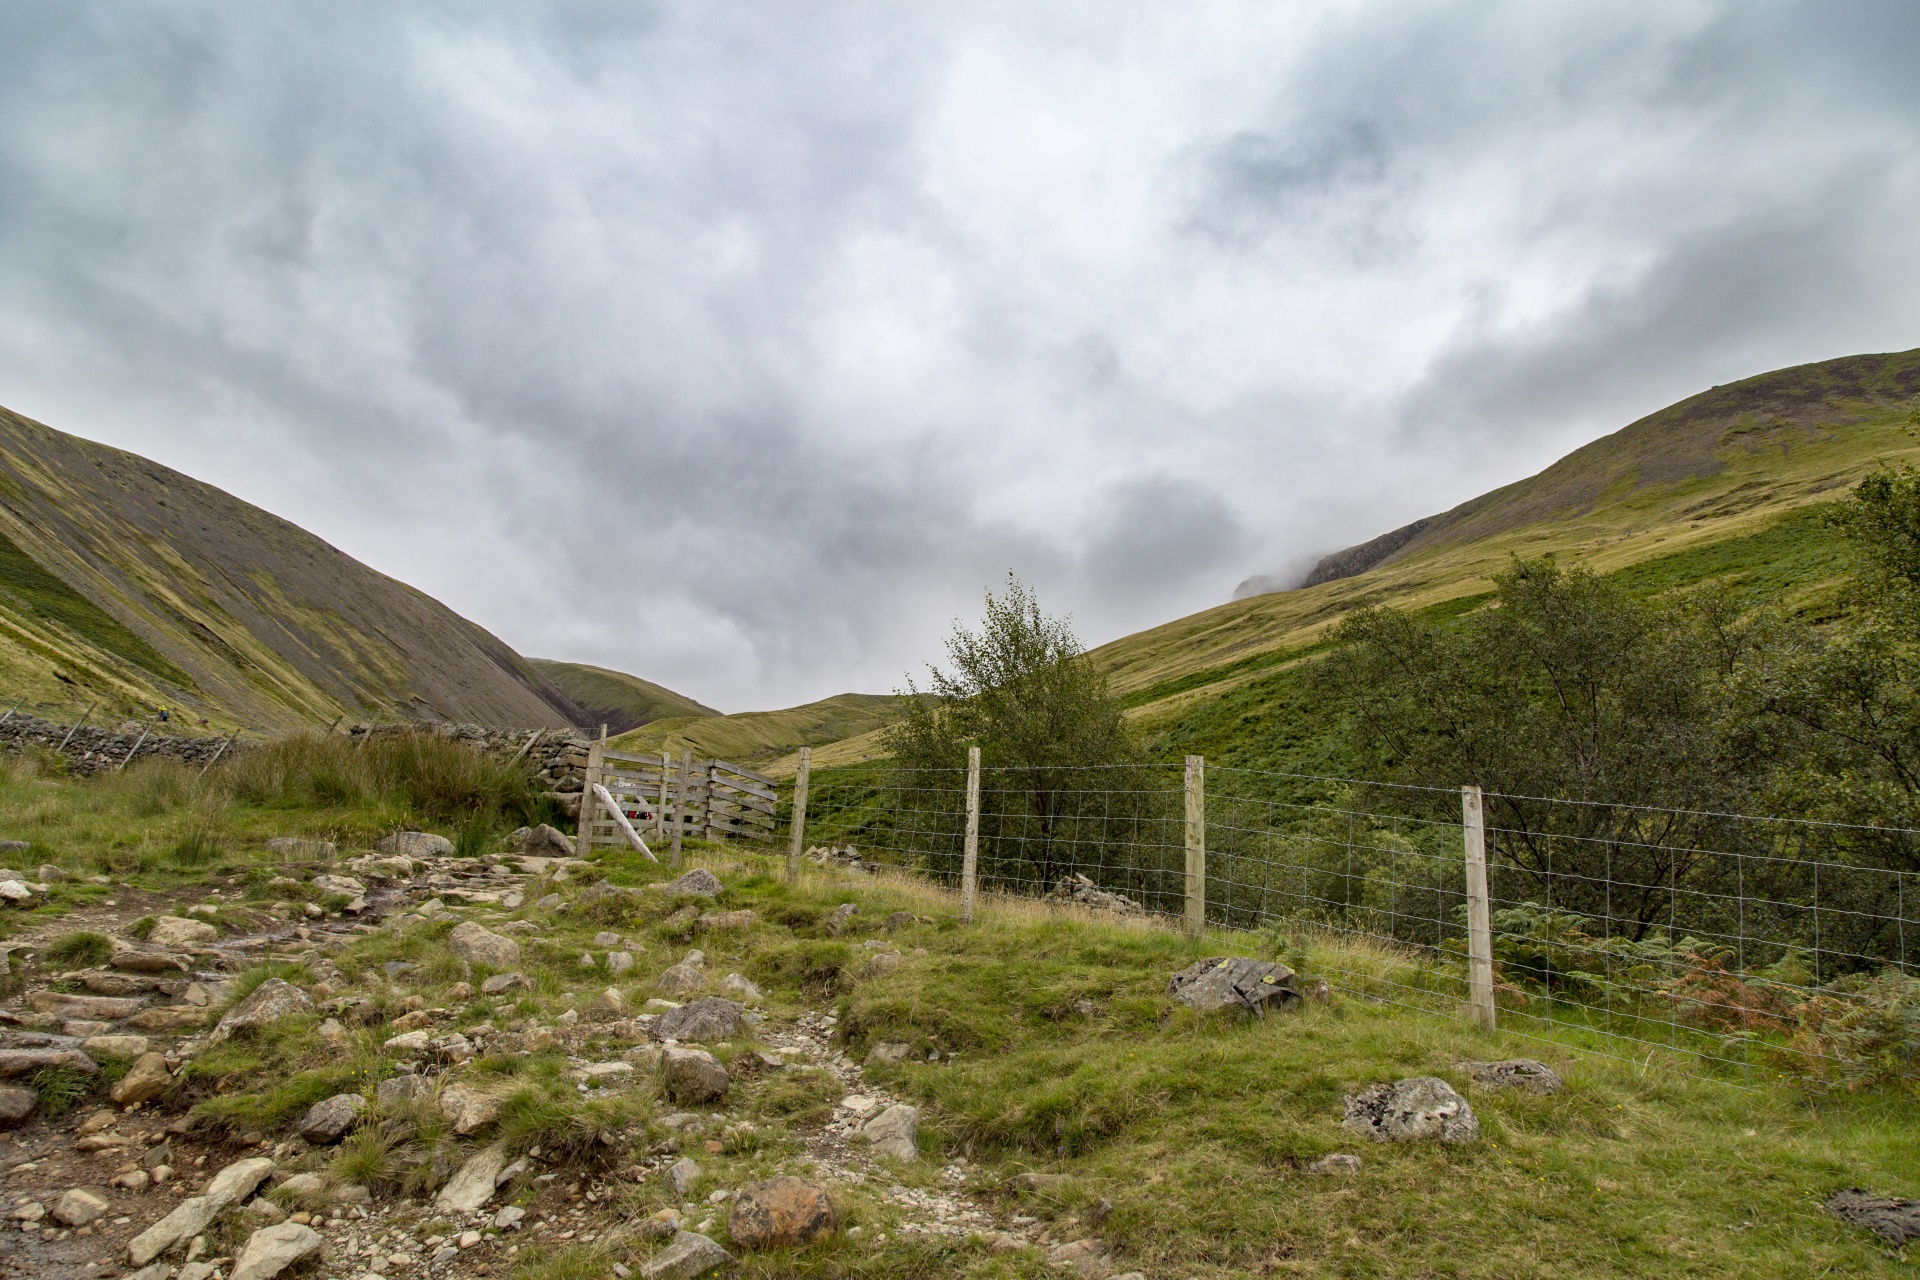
top-left (0, 3), bottom-right (1916, 708)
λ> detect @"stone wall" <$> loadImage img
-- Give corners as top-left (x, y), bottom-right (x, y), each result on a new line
top-left (0, 713), bottom-right (234, 776)
top-left (347, 721), bottom-right (601, 805)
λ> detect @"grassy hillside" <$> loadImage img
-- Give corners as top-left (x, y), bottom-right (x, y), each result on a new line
top-left (0, 405), bottom-right (590, 732)
top-left (609, 692), bottom-right (899, 768)
top-left (527, 659), bottom-right (718, 734)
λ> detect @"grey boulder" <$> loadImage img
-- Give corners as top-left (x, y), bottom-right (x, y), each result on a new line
top-left (447, 921), bottom-right (520, 968)
top-left (860, 1104), bottom-right (919, 1160)
top-left (639, 1231), bottom-right (733, 1280)
top-left (662, 1046), bottom-right (729, 1104)
top-left (210, 979), bottom-right (314, 1042)
top-left (1342, 1077), bottom-right (1479, 1144)
top-left (652, 997), bottom-right (745, 1044)
top-left (656, 869), bottom-right (722, 898)
top-left (1457, 1059), bottom-right (1564, 1094)
top-left (297, 1093), bottom-right (364, 1144)
top-left (378, 831), bottom-right (455, 859)
top-left (229, 1222), bottom-right (323, 1280)
top-left (1166, 957), bottom-right (1300, 1015)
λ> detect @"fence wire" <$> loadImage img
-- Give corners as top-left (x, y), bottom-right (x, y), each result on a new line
top-left (766, 759), bottom-right (1920, 1087)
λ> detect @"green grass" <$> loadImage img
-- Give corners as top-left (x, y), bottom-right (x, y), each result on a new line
top-left (0, 526), bottom-right (196, 688)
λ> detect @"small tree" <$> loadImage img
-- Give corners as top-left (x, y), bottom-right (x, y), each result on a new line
top-left (884, 575), bottom-right (1149, 895)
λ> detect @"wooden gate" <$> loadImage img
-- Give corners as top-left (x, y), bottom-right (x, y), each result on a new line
top-left (576, 745), bottom-right (777, 854)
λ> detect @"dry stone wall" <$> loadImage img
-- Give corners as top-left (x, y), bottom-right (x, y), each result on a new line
top-left (348, 721), bottom-right (602, 806)
top-left (0, 712), bottom-right (232, 776)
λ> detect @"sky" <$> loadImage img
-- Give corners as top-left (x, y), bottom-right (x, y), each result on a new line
top-left (1, 2), bottom-right (1918, 713)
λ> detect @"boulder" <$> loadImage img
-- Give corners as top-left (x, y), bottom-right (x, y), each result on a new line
top-left (656, 869), bottom-right (723, 899)
top-left (666, 1157), bottom-right (701, 1197)
top-left (864, 1041), bottom-right (911, 1068)
top-left (82, 970), bottom-right (167, 996)
top-left (127, 1007), bottom-right (209, 1032)
top-left (0, 880), bottom-right (31, 903)
top-left (727, 1178), bottom-right (834, 1249)
top-left (146, 916), bottom-right (218, 948)
top-left (311, 874), bottom-right (365, 897)
top-left (377, 831), bottom-right (454, 859)
top-left (439, 1084), bottom-right (502, 1135)
top-left (859, 951), bottom-right (903, 980)
top-left (0, 1048), bottom-right (96, 1078)
top-left (264, 838), bottom-right (335, 861)
top-left (825, 903), bottom-right (857, 935)
top-left (447, 922), bottom-right (520, 968)
top-left (860, 1104), bottom-right (919, 1160)
top-left (662, 1047), bottom-right (729, 1104)
top-left (35, 864), bottom-right (62, 883)
top-left (721, 973), bottom-right (762, 1003)
top-left (506, 824), bottom-right (574, 856)
top-left (653, 997), bottom-right (745, 1044)
top-left (28, 991), bottom-right (145, 1020)
top-left (592, 931), bottom-right (623, 947)
top-left (639, 1231), bottom-right (733, 1280)
top-left (1342, 1077), bottom-right (1479, 1144)
top-left (586, 988), bottom-right (626, 1021)
top-left (1457, 1059), bottom-right (1564, 1095)
top-left (1827, 1189), bottom-right (1920, 1245)
top-left (607, 951), bottom-right (636, 975)
top-left (434, 1144), bottom-right (507, 1214)
top-left (655, 964), bottom-right (706, 997)
top-left (276, 1172), bottom-right (326, 1202)
top-left (297, 1093), bottom-right (365, 1144)
top-left (479, 972), bottom-right (531, 995)
top-left (127, 1157), bottom-right (273, 1264)
top-left (80, 1033), bottom-right (151, 1063)
top-left (51, 1189), bottom-right (109, 1227)
top-left (205, 1156), bottom-right (278, 1205)
top-left (110, 1052), bottom-right (173, 1106)
top-left (1166, 957), bottom-right (1300, 1015)
top-left (697, 910), bottom-right (756, 930)
top-left (229, 1222), bottom-right (323, 1280)
top-left (110, 944), bottom-right (191, 973)
top-left (0, 1086), bottom-right (35, 1128)
top-left (210, 979), bottom-right (314, 1042)
top-left (375, 1074), bottom-right (430, 1109)
top-left (882, 911), bottom-right (916, 931)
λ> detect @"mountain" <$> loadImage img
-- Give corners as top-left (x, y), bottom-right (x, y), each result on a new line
top-left (609, 692), bottom-right (899, 771)
top-left (1099, 347), bottom-right (1920, 726)
top-left (526, 659), bottom-right (719, 735)
top-left (0, 403), bottom-right (593, 731)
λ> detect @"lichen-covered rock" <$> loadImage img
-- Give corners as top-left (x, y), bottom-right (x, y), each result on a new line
top-left (375, 1074), bottom-right (430, 1109)
top-left (1827, 1189), bottom-right (1920, 1245)
top-left (1457, 1059), bottom-right (1564, 1094)
top-left (655, 869), bottom-right (722, 899)
top-left (434, 1144), bottom-right (507, 1213)
top-left (662, 1046), bottom-right (729, 1104)
top-left (378, 831), bottom-right (454, 859)
top-left (655, 964), bottom-right (706, 997)
top-left (728, 1177), bottom-right (834, 1249)
top-left (1166, 957), bottom-right (1300, 1015)
top-left (652, 997), bottom-right (745, 1043)
top-left (210, 979), bottom-right (314, 1042)
top-left (440, 1084), bottom-right (502, 1135)
top-left (109, 1052), bottom-right (172, 1106)
top-left (1342, 1077), bottom-right (1479, 1144)
top-left (146, 916), bottom-right (218, 948)
top-left (297, 1093), bottom-right (364, 1144)
top-left (864, 1041), bottom-right (911, 1068)
top-left (447, 922), bottom-right (520, 968)
top-left (860, 1104), bottom-right (919, 1160)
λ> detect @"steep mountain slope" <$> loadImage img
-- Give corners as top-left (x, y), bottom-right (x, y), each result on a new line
top-left (0, 404), bottom-right (590, 731)
top-left (1099, 347), bottom-right (1920, 727)
top-left (609, 692), bottom-right (898, 768)
top-left (526, 660), bottom-right (718, 735)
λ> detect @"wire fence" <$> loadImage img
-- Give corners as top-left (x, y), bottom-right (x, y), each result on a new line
top-left (765, 756), bottom-right (1920, 1089)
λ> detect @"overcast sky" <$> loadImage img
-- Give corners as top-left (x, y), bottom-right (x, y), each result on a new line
top-left (1, 3), bottom-right (1917, 712)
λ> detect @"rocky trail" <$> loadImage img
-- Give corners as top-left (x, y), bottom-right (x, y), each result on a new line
top-left (0, 833), bottom-right (1122, 1280)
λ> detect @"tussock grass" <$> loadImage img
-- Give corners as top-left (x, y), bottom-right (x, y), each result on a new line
top-left (44, 929), bottom-right (112, 966)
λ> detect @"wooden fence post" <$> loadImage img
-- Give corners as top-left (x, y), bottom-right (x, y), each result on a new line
top-left (197, 730), bottom-right (239, 779)
top-left (1462, 784), bottom-right (1497, 1030)
top-left (576, 739), bottom-right (605, 857)
top-left (1185, 755), bottom-right (1205, 938)
top-left (655, 751), bottom-right (669, 838)
top-left (671, 747), bottom-right (692, 868)
top-left (962, 745), bottom-right (981, 923)
top-left (787, 747), bottom-right (811, 883)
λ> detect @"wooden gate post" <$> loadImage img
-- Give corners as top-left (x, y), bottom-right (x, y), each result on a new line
top-left (670, 747), bottom-right (692, 867)
top-left (576, 739), bottom-right (605, 857)
top-left (1184, 755), bottom-right (1205, 938)
top-left (787, 747), bottom-right (811, 884)
top-left (1462, 784), bottom-right (1497, 1030)
top-left (961, 745), bottom-right (981, 924)
top-left (655, 751), bottom-right (669, 838)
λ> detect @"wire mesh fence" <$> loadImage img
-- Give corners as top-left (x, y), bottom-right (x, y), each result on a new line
top-left (766, 757), bottom-right (1920, 1088)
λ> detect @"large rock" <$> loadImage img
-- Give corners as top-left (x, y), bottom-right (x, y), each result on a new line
top-left (0, 1086), bottom-right (35, 1128)
top-left (127, 1157), bottom-right (274, 1264)
top-left (662, 1047), bottom-right (729, 1104)
top-left (28, 992), bottom-right (146, 1020)
top-left (265, 838), bottom-right (335, 861)
top-left (439, 1084), bottom-right (502, 1135)
top-left (229, 1222), bottom-right (323, 1280)
top-left (297, 1093), bottom-right (365, 1144)
top-left (375, 1075), bottom-right (431, 1109)
top-left (655, 964), bottom-right (706, 997)
top-left (434, 1144), bottom-right (508, 1214)
top-left (447, 922), bottom-right (520, 968)
top-left (480, 972), bottom-right (530, 995)
top-left (0, 1048), bottom-right (96, 1078)
top-left (211, 979), bottom-right (314, 1042)
top-left (652, 997), bottom-right (745, 1044)
top-left (666, 1157), bottom-right (701, 1197)
top-left (506, 825), bottom-right (574, 856)
top-left (110, 1052), bottom-right (173, 1106)
top-left (146, 916), bottom-right (218, 948)
top-left (311, 874), bottom-right (365, 898)
top-left (1827, 1189), bottom-right (1920, 1245)
top-left (1166, 957), bottom-right (1300, 1015)
top-left (864, 1041), bottom-right (911, 1068)
top-left (51, 1189), bottom-right (109, 1227)
top-left (860, 1104), bottom-right (919, 1160)
top-left (656, 869), bottom-right (722, 899)
top-left (378, 831), bottom-right (454, 859)
top-left (1457, 1059), bottom-right (1564, 1095)
top-left (110, 943), bottom-right (190, 974)
top-left (1342, 1077), bottom-right (1479, 1144)
top-left (639, 1231), bottom-right (733, 1280)
top-left (727, 1178), bottom-right (834, 1249)
top-left (82, 1034), bottom-right (150, 1058)
top-left (1048, 873), bottom-right (1144, 914)
top-left (127, 1007), bottom-right (209, 1032)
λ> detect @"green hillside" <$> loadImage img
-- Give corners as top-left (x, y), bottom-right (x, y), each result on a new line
top-left (0, 404), bottom-right (590, 732)
top-left (526, 659), bottom-right (717, 734)
top-left (609, 692), bottom-right (899, 768)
